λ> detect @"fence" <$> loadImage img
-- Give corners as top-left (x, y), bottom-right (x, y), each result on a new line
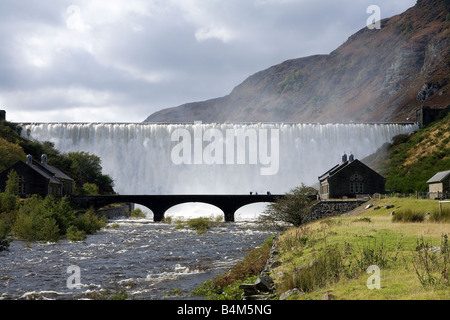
top-left (375, 192), bottom-right (449, 200)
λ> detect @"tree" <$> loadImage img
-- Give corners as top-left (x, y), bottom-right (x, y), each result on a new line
top-left (5, 170), bottom-right (19, 195)
top-left (81, 183), bottom-right (99, 196)
top-left (0, 138), bottom-right (26, 172)
top-left (259, 184), bottom-right (318, 228)
top-left (67, 152), bottom-right (114, 194)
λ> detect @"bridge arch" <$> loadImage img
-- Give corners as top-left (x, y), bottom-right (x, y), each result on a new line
top-left (234, 202), bottom-right (271, 221)
top-left (165, 203), bottom-right (224, 220)
top-left (71, 194), bottom-right (283, 222)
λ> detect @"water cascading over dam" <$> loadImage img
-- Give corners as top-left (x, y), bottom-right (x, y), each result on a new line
top-left (21, 122), bottom-right (417, 198)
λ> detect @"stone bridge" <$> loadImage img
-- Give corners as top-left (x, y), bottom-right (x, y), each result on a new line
top-left (71, 194), bottom-right (285, 222)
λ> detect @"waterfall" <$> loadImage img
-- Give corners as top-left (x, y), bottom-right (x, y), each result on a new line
top-left (20, 122), bottom-right (418, 197)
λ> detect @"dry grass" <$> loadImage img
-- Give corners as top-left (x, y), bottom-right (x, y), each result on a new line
top-left (274, 198), bottom-right (450, 300)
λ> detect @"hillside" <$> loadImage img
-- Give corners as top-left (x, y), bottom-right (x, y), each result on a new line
top-left (145, 0), bottom-right (450, 123)
top-left (362, 112), bottom-right (450, 193)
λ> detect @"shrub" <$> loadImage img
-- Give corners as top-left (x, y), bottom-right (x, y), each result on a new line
top-left (0, 219), bottom-right (11, 251)
top-left (81, 183), bottom-right (99, 196)
top-left (74, 208), bottom-right (107, 235)
top-left (12, 195), bottom-right (45, 241)
top-left (0, 192), bottom-right (19, 214)
top-left (186, 217), bottom-right (220, 234)
top-left (66, 225), bottom-right (86, 242)
top-left (412, 235), bottom-right (449, 289)
top-left (35, 216), bottom-right (60, 242)
top-left (429, 208), bottom-right (450, 223)
top-left (130, 208), bottom-right (146, 219)
top-left (42, 196), bottom-right (75, 235)
top-left (391, 210), bottom-right (425, 223)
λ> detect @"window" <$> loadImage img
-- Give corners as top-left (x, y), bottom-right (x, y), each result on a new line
top-left (350, 174), bottom-right (364, 194)
top-left (18, 175), bottom-right (26, 195)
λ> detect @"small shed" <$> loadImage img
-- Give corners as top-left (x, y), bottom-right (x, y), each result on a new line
top-left (427, 170), bottom-right (450, 199)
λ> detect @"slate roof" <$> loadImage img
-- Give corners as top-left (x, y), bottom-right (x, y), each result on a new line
top-left (426, 170), bottom-right (450, 184)
top-left (35, 162), bottom-right (74, 182)
top-left (318, 161), bottom-right (349, 182)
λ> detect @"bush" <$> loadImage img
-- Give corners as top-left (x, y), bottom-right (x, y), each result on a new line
top-left (412, 235), bottom-right (449, 289)
top-left (66, 225), bottom-right (86, 242)
top-left (0, 219), bottom-right (11, 251)
top-left (429, 208), bottom-right (450, 223)
top-left (13, 195), bottom-right (46, 241)
top-left (0, 192), bottom-right (19, 214)
top-left (392, 210), bottom-right (425, 223)
top-left (186, 217), bottom-right (221, 234)
top-left (35, 216), bottom-right (60, 242)
top-left (74, 208), bottom-right (107, 235)
top-left (81, 183), bottom-right (99, 196)
top-left (130, 208), bottom-right (146, 219)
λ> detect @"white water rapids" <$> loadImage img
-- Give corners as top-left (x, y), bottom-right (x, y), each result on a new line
top-left (20, 122), bottom-right (417, 217)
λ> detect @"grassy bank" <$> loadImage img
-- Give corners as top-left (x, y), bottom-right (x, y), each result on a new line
top-left (192, 198), bottom-right (449, 300)
top-left (273, 198), bottom-right (449, 300)
top-left (191, 235), bottom-right (275, 299)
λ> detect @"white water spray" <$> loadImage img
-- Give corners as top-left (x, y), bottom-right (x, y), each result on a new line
top-left (21, 122), bottom-right (417, 197)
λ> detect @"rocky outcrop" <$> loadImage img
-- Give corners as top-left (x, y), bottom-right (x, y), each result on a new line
top-left (240, 235), bottom-right (280, 300)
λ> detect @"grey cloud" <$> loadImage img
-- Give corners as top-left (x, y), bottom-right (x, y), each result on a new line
top-left (0, 0), bottom-right (416, 122)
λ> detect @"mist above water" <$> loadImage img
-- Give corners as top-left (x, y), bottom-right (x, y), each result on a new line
top-left (21, 122), bottom-right (417, 218)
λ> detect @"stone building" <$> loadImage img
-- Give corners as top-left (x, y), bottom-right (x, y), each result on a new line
top-left (427, 170), bottom-right (450, 199)
top-left (0, 154), bottom-right (74, 198)
top-left (415, 106), bottom-right (450, 128)
top-left (0, 110), bottom-right (5, 122)
top-left (318, 154), bottom-right (385, 200)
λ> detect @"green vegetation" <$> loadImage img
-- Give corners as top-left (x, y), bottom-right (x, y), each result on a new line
top-left (0, 120), bottom-right (114, 194)
top-left (258, 184), bottom-right (318, 228)
top-left (0, 119), bottom-right (113, 249)
top-left (191, 236), bottom-right (274, 299)
top-left (273, 197), bottom-right (449, 299)
top-left (130, 208), bottom-right (146, 219)
top-left (192, 195), bottom-right (449, 300)
top-left (0, 192), bottom-right (106, 246)
top-left (166, 216), bottom-right (223, 234)
top-left (377, 113), bottom-right (450, 193)
top-left (392, 209), bottom-right (426, 223)
top-left (0, 165), bottom-right (107, 248)
top-left (278, 70), bottom-right (304, 94)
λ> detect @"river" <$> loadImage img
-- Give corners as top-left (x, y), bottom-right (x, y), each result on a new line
top-left (0, 217), bottom-right (273, 300)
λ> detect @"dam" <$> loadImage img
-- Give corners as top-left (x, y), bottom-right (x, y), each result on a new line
top-left (20, 122), bottom-right (418, 200)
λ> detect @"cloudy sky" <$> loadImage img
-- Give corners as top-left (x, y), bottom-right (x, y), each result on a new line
top-left (1, 0), bottom-right (416, 123)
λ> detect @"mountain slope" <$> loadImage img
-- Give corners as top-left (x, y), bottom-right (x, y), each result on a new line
top-left (362, 112), bottom-right (450, 193)
top-left (145, 0), bottom-right (450, 123)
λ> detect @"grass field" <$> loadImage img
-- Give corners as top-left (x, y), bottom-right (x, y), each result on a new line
top-left (274, 198), bottom-right (449, 300)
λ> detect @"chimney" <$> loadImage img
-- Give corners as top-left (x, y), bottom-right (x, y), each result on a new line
top-left (349, 153), bottom-right (354, 162)
top-left (41, 154), bottom-right (48, 166)
top-left (342, 153), bottom-right (348, 163)
top-left (26, 154), bottom-right (32, 166)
